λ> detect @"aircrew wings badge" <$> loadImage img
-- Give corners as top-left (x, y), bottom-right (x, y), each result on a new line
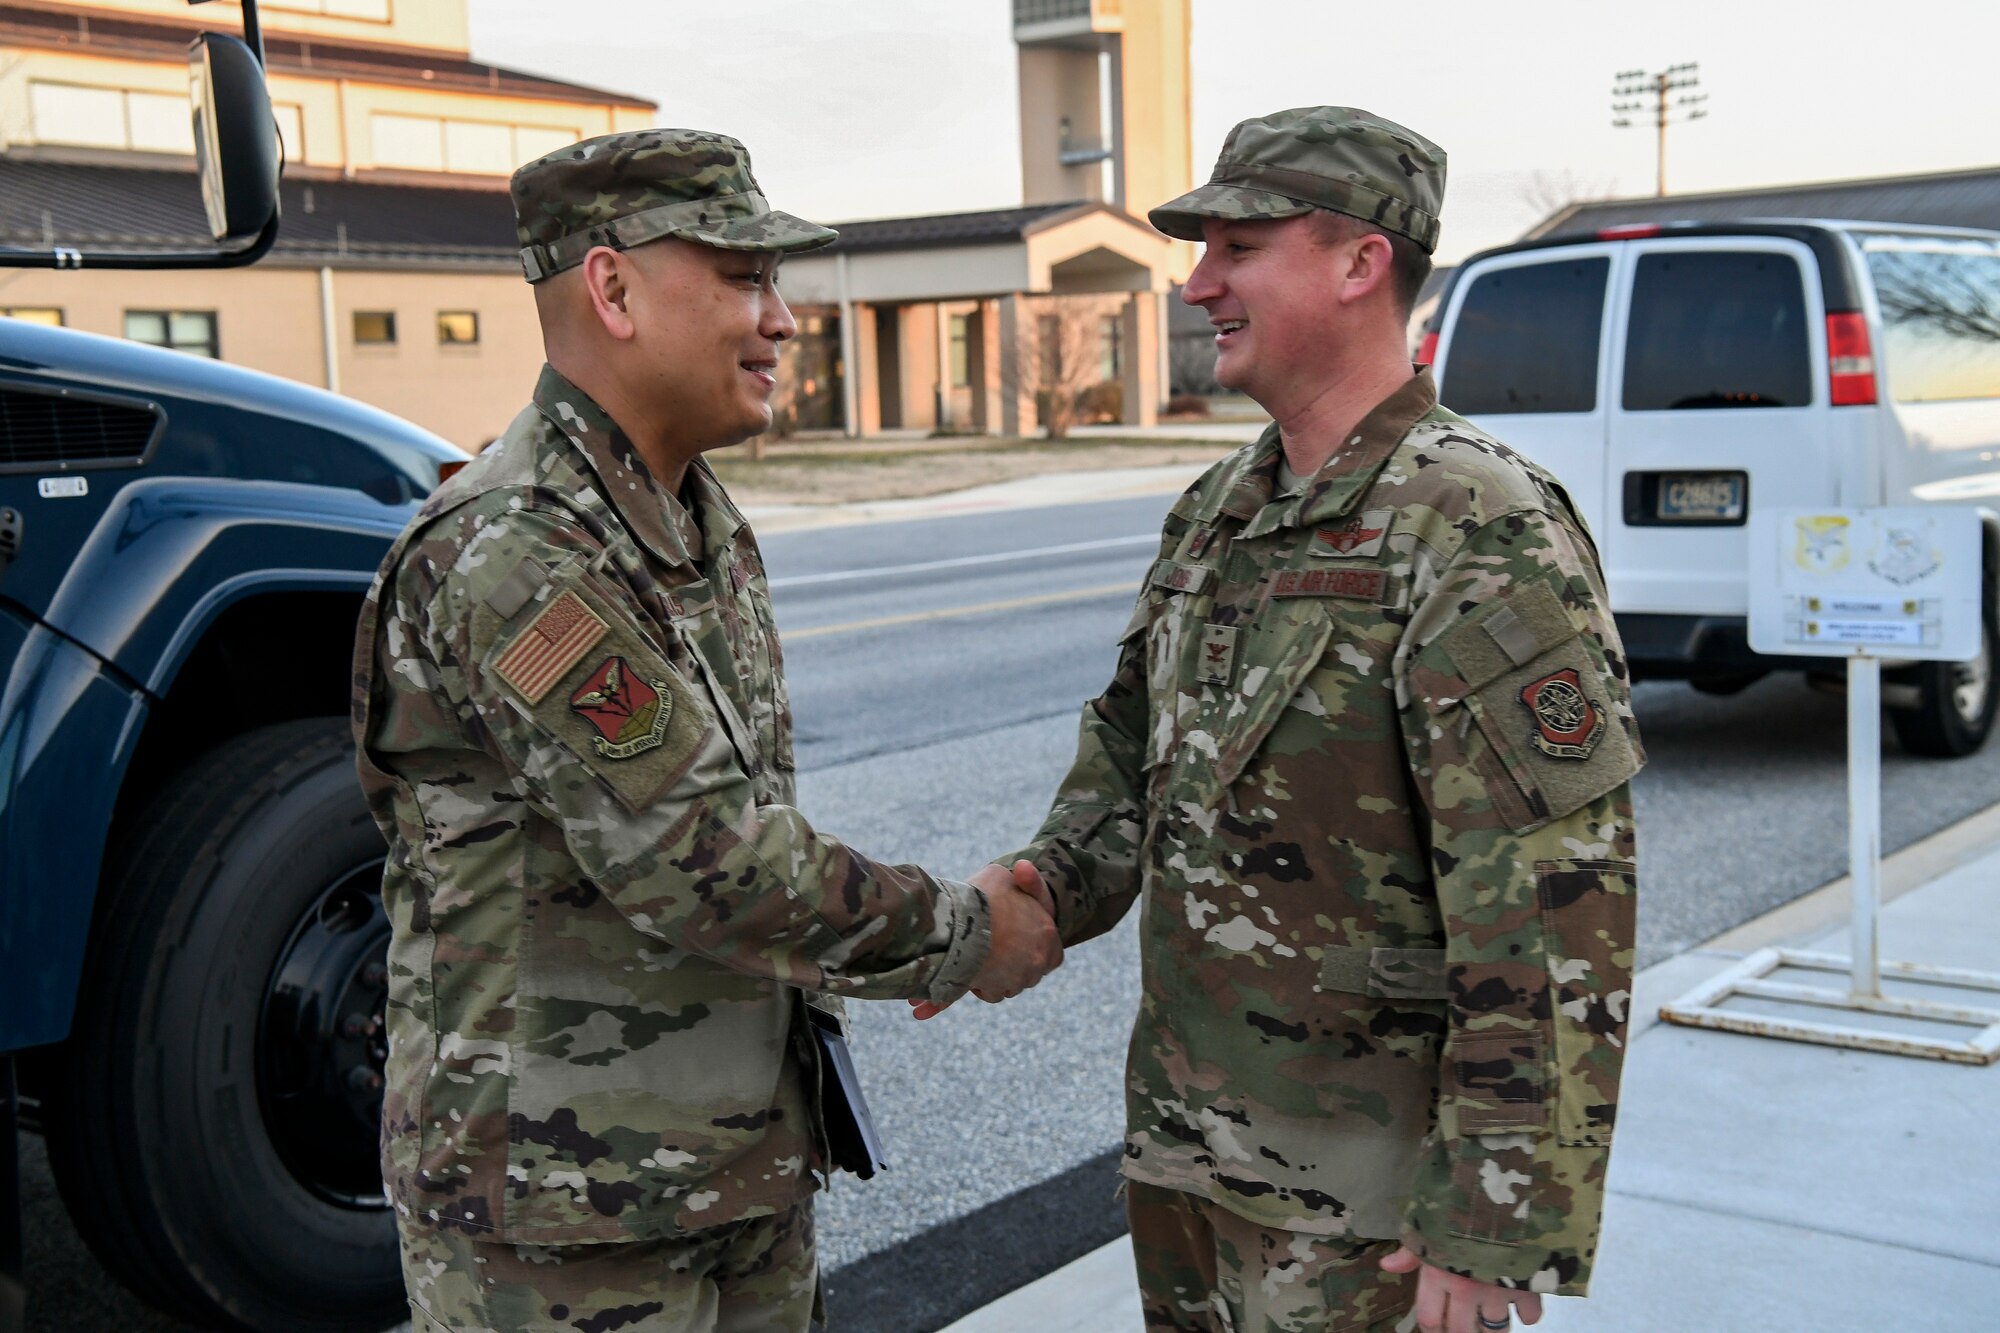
top-left (1310, 508), bottom-right (1393, 559)
top-left (569, 656), bottom-right (672, 759)
top-left (492, 591), bottom-right (607, 704)
top-left (1520, 668), bottom-right (1604, 760)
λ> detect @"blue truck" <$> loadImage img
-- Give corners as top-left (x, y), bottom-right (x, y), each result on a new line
top-left (1, 3), bottom-right (458, 1327)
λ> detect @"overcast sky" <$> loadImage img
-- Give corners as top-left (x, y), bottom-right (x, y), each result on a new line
top-left (469, 0), bottom-right (2000, 266)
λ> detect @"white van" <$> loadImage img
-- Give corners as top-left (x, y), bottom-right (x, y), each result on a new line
top-left (1425, 220), bottom-right (2000, 755)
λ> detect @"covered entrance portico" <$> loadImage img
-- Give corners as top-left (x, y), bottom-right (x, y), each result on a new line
top-left (778, 200), bottom-right (1172, 438)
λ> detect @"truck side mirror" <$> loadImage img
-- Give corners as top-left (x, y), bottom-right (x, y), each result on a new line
top-left (190, 32), bottom-right (279, 245)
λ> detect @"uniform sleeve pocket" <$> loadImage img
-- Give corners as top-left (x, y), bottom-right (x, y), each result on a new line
top-left (475, 571), bottom-right (713, 814)
top-left (1538, 858), bottom-right (1637, 1146)
top-left (1420, 579), bottom-right (1641, 832)
top-left (1445, 1029), bottom-right (1548, 1134)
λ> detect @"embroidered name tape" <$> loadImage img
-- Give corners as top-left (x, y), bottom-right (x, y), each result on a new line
top-left (492, 590), bottom-right (608, 704)
top-left (1272, 568), bottom-right (1388, 601)
top-left (1150, 560), bottom-right (1216, 595)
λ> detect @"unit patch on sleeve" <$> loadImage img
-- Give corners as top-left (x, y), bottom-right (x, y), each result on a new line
top-left (569, 655), bottom-right (673, 759)
top-left (1272, 568), bottom-right (1388, 602)
top-left (1310, 508), bottom-right (1394, 559)
top-left (491, 591), bottom-right (608, 704)
top-left (1520, 668), bottom-right (1605, 760)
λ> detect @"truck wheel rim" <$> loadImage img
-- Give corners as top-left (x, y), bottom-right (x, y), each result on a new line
top-left (256, 859), bottom-right (393, 1210)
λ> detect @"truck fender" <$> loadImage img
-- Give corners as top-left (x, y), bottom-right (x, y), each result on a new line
top-left (0, 610), bottom-right (149, 1052)
top-left (36, 474), bottom-right (413, 695)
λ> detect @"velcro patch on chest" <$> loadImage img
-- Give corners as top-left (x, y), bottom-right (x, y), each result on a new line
top-left (1150, 559), bottom-right (1216, 595)
top-left (1196, 623), bottom-right (1239, 685)
top-left (1310, 508), bottom-right (1394, 559)
top-left (491, 590), bottom-right (608, 704)
top-left (1271, 567), bottom-right (1389, 602)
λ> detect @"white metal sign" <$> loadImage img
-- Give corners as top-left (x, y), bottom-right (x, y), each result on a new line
top-left (1664, 504), bottom-right (2000, 1064)
top-left (1747, 507), bottom-right (1982, 662)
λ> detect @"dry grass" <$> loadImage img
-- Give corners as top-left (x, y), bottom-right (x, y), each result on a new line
top-left (709, 436), bottom-right (1242, 505)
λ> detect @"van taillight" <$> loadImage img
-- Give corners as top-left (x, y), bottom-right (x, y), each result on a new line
top-left (1597, 223), bottom-right (1662, 240)
top-left (1826, 312), bottom-right (1877, 406)
top-left (1417, 331), bottom-right (1439, 365)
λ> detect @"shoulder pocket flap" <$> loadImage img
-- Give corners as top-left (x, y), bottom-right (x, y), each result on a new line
top-left (1469, 640), bottom-right (1641, 831)
top-left (1318, 945), bottom-right (1450, 1000)
top-left (1441, 578), bottom-right (1579, 695)
top-left (1148, 558), bottom-right (1215, 596)
top-left (478, 572), bottom-right (712, 814)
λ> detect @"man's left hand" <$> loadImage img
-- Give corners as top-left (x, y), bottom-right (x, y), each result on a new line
top-left (1378, 1247), bottom-right (1542, 1332)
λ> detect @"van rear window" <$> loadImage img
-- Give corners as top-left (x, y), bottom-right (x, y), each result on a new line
top-left (1440, 257), bottom-right (1608, 414)
top-left (1866, 245), bottom-right (2000, 403)
top-left (1622, 251), bottom-right (1812, 410)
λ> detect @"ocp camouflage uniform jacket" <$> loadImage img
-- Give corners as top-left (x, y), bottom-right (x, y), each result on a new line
top-left (1009, 370), bottom-right (1641, 1295)
top-left (352, 366), bottom-right (992, 1244)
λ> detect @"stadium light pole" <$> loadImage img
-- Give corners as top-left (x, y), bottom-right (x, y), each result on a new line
top-left (1613, 62), bottom-right (1709, 196)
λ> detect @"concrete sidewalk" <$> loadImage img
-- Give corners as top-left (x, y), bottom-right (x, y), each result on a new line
top-left (944, 806), bottom-right (2000, 1332)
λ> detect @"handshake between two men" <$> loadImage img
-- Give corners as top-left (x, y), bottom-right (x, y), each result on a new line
top-left (910, 859), bottom-right (1061, 1020)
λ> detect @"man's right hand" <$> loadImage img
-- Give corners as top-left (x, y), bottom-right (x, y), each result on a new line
top-left (910, 860), bottom-right (1060, 1019)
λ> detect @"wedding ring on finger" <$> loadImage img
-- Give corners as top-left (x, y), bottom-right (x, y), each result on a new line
top-left (1476, 1316), bottom-right (1509, 1331)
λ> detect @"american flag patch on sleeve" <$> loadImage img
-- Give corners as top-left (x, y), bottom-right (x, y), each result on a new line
top-left (492, 590), bottom-right (608, 703)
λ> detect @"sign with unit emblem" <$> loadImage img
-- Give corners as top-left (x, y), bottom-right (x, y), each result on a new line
top-left (569, 655), bottom-right (672, 759)
top-left (1311, 509), bottom-right (1393, 559)
top-left (1520, 668), bottom-right (1604, 760)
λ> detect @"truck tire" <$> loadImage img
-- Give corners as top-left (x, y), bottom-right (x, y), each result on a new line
top-left (1891, 599), bottom-right (1998, 758)
top-left (40, 718), bottom-right (403, 1332)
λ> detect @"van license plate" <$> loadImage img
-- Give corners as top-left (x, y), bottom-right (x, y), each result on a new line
top-left (1658, 473), bottom-right (1745, 522)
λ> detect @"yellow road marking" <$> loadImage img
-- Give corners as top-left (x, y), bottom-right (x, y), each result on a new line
top-left (786, 580), bottom-right (1139, 640)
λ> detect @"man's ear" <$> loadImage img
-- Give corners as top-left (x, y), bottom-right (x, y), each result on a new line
top-left (581, 246), bottom-right (637, 341)
top-left (1339, 232), bottom-right (1396, 308)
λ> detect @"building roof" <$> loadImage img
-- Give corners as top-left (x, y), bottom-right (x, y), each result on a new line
top-left (1531, 165), bottom-right (2000, 240)
top-left (0, 157), bottom-right (520, 267)
top-left (0, 3), bottom-right (653, 108)
top-left (816, 201), bottom-right (1090, 255)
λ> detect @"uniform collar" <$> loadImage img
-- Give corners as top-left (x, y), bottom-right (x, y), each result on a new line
top-left (532, 365), bottom-right (746, 569)
top-left (1235, 368), bottom-right (1439, 538)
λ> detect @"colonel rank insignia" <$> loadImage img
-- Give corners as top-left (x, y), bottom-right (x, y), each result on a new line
top-left (1520, 668), bottom-right (1604, 760)
top-left (569, 655), bottom-right (672, 759)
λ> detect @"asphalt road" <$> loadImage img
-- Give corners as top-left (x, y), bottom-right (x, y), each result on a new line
top-left (22, 489), bottom-right (2000, 1333)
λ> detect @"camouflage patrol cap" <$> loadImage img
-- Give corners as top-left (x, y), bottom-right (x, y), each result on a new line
top-left (1149, 107), bottom-right (1446, 254)
top-left (510, 128), bottom-right (837, 283)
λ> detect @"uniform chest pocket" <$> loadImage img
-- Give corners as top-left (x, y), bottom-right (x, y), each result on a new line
top-left (1169, 605), bottom-right (1334, 808)
top-left (1417, 578), bottom-right (1642, 832)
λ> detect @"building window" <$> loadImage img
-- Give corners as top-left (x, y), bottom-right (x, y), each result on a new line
top-left (1038, 314), bottom-right (1063, 387)
top-left (273, 103), bottom-right (306, 164)
top-left (437, 312), bottom-right (479, 346)
top-left (266, 0), bottom-right (392, 19)
top-left (949, 314), bottom-right (971, 389)
top-left (125, 310), bottom-right (219, 359)
top-left (2, 308), bottom-right (64, 326)
top-left (354, 311), bottom-right (396, 345)
top-left (1099, 314), bottom-right (1123, 381)
top-left (373, 113), bottom-right (580, 175)
top-left (29, 82), bottom-right (195, 155)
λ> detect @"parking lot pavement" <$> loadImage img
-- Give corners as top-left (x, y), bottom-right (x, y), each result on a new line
top-left (944, 804), bottom-right (2000, 1333)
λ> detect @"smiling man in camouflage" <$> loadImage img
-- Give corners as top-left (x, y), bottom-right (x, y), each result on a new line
top-left (352, 129), bottom-right (1062, 1333)
top-left (995, 107), bottom-right (1642, 1333)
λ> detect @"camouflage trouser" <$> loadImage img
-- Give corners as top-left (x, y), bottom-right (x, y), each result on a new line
top-left (400, 1202), bottom-right (820, 1333)
top-left (1127, 1182), bottom-right (1418, 1333)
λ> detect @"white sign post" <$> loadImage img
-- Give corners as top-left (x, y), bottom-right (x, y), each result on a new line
top-left (1660, 507), bottom-right (2000, 1063)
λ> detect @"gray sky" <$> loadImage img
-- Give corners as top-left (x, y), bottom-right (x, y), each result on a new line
top-left (470, 0), bottom-right (2000, 266)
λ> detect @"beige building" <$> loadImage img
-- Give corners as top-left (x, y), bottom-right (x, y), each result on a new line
top-left (0, 0), bottom-right (653, 448)
top-left (1, 0), bottom-right (1198, 444)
